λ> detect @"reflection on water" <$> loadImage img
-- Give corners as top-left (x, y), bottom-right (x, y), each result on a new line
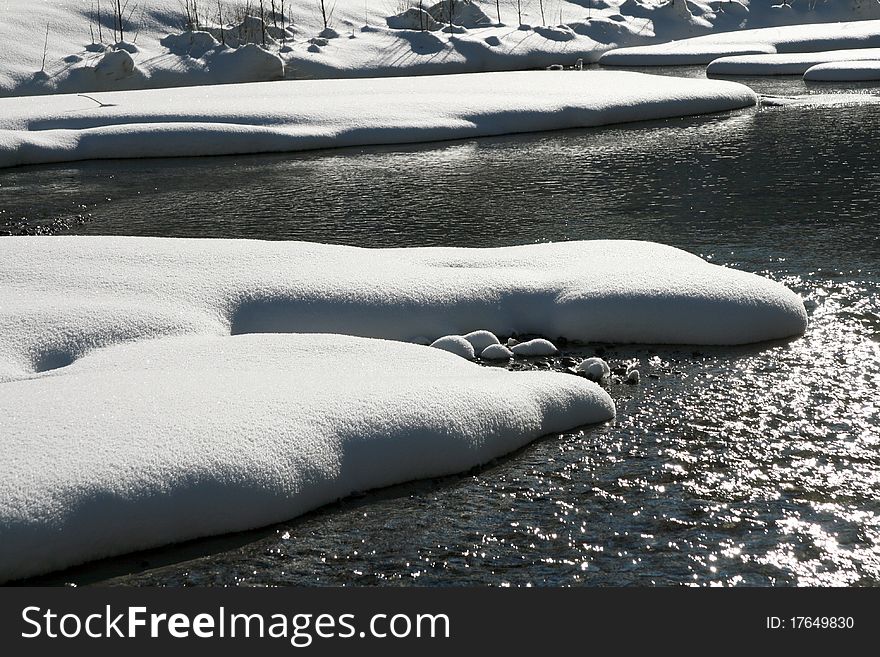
top-left (4, 73), bottom-right (879, 586)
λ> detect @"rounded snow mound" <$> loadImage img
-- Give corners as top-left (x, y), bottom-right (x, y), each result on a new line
top-left (207, 44), bottom-right (284, 83)
top-left (463, 330), bottom-right (500, 353)
top-left (430, 335), bottom-right (475, 359)
top-left (480, 344), bottom-right (513, 360)
top-left (387, 8), bottom-right (441, 31)
top-left (161, 31), bottom-right (220, 58)
top-left (94, 49), bottom-right (136, 80)
top-left (576, 357), bottom-right (611, 382)
top-left (804, 60), bottom-right (880, 81)
top-left (428, 0), bottom-right (492, 28)
top-left (511, 339), bottom-right (559, 357)
top-left (0, 333), bottom-right (614, 581)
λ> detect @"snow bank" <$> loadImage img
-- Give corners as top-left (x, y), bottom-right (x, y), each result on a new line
top-left (804, 59), bottom-right (880, 81)
top-left (0, 237), bottom-right (807, 387)
top-left (707, 47), bottom-right (880, 76)
top-left (0, 333), bottom-right (614, 581)
top-left (600, 42), bottom-right (777, 65)
top-left (0, 70), bottom-right (757, 168)
top-left (600, 19), bottom-right (880, 66)
top-left (4, 2), bottom-right (880, 96)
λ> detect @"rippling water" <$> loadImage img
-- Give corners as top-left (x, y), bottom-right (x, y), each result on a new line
top-left (4, 71), bottom-right (879, 586)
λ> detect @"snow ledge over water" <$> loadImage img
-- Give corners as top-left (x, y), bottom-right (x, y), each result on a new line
top-left (0, 70), bottom-right (757, 168)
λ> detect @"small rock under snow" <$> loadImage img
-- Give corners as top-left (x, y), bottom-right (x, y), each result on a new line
top-left (511, 339), bottom-right (558, 357)
top-left (429, 335), bottom-right (475, 359)
top-left (463, 330), bottom-right (500, 354)
top-left (576, 357), bottom-right (611, 382)
top-left (480, 344), bottom-right (513, 361)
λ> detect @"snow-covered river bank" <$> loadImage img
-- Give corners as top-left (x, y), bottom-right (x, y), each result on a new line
top-left (4, 71), bottom-right (878, 586)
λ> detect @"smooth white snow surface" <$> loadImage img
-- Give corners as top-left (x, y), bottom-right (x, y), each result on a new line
top-left (511, 339), bottom-right (560, 357)
top-left (0, 333), bottom-right (615, 582)
top-left (804, 59), bottom-right (880, 81)
top-left (0, 70), bottom-right (758, 168)
top-left (7, 1), bottom-right (879, 96)
top-left (707, 47), bottom-right (880, 76)
top-left (431, 335), bottom-right (476, 359)
top-left (599, 19), bottom-right (880, 65)
top-left (0, 235), bottom-right (809, 579)
top-left (481, 344), bottom-right (514, 360)
top-left (0, 237), bottom-right (807, 386)
top-left (464, 330), bottom-right (501, 353)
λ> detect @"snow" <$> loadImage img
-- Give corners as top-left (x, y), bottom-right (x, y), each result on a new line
top-left (0, 237), bottom-right (808, 388)
top-left (576, 357), bottom-right (612, 382)
top-left (0, 235), bottom-right (812, 579)
top-left (707, 47), bottom-right (880, 76)
top-left (480, 344), bottom-right (514, 360)
top-left (0, 333), bottom-right (615, 582)
top-left (431, 335), bottom-right (476, 359)
top-left (804, 59), bottom-right (880, 81)
top-left (511, 339), bottom-right (560, 357)
top-left (0, 70), bottom-right (758, 169)
top-left (3, 2), bottom-right (880, 97)
top-left (599, 19), bottom-right (880, 66)
top-left (600, 42), bottom-right (778, 66)
top-left (464, 330), bottom-right (501, 353)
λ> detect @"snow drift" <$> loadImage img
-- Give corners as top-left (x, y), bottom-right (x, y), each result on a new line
top-left (0, 333), bottom-right (615, 582)
top-left (707, 47), bottom-right (880, 76)
top-left (5, 2), bottom-right (880, 96)
top-left (0, 235), bottom-right (808, 580)
top-left (0, 237), bottom-right (807, 385)
top-left (599, 19), bottom-right (880, 65)
top-left (0, 70), bottom-right (757, 168)
top-left (804, 59), bottom-right (880, 81)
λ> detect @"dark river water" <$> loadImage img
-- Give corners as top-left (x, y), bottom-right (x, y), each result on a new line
top-left (4, 70), bottom-right (880, 586)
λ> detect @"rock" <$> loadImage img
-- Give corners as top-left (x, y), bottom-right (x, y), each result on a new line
top-left (463, 330), bottom-right (500, 354)
top-left (626, 369), bottom-right (640, 384)
top-left (511, 339), bottom-right (558, 357)
top-left (575, 357), bottom-right (610, 382)
top-left (430, 335), bottom-right (475, 359)
top-left (480, 344), bottom-right (513, 361)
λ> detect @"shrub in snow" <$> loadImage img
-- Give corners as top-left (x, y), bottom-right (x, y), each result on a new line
top-left (576, 357), bottom-right (611, 382)
top-left (94, 49), bottom-right (136, 80)
top-left (511, 339), bottom-right (558, 357)
top-left (480, 344), bottom-right (513, 360)
top-left (428, 1), bottom-right (492, 28)
top-left (463, 330), bottom-right (500, 354)
top-left (207, 44), bottom-right (284, 83)
top-left (387, 8), bottom-right (442, 31)
top-left (161, 31), bottom-right (220, 58)
top-left (430, 335), bottom-right (475, 359)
